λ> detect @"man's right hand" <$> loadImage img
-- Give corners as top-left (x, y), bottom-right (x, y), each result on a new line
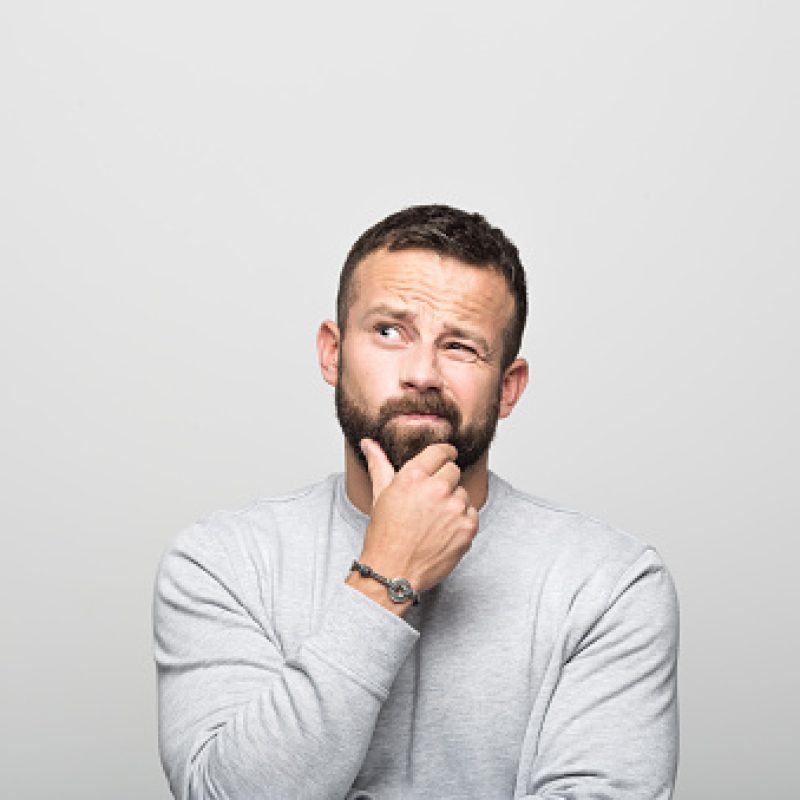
top-left (349, 438), bottom-right (479, 609)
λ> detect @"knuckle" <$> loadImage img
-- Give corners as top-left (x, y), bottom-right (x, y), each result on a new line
top-left (433, 478), bottom-right (451, 499)
top-left (403, 465), bottom-right (424, 482)
top-left (455, 531), bottom-right (474, 552)
top-left (448, 493), bottom-right (466, 513)
top-left (435, 442), bottom-right (457, 458)
top-left (444, 498), bottom-right (460, 515)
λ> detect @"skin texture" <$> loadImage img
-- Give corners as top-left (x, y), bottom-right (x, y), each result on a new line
top-left (317, 247), bottom-right (529, 615)
top-left (334, 332), bottom-right (503, 475)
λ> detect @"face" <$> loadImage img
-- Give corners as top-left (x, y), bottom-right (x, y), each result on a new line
top-left (329, 248), bottom-right (520, 473)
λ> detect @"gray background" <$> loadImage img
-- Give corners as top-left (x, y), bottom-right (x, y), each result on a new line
top-left (1, 2), bottom-right (797, 798)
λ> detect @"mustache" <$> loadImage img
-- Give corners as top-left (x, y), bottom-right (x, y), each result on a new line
top-left (377, 394), bottom-right (461, 427)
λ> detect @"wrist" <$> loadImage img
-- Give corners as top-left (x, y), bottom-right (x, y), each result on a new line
top-left (346, 572), bottom-right (412, 617)
top-left (345, 560), bottom-right (419, 617)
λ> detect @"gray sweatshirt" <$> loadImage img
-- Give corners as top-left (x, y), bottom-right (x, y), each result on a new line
top-left (154, 471), bottom-right (678, 799)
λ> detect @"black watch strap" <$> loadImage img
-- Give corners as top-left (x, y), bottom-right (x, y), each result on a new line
top-left (350, 560), bottom-right (420, 605)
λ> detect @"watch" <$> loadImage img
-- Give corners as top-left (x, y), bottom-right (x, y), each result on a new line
top-left (350, 560), bottom-right (420, 605)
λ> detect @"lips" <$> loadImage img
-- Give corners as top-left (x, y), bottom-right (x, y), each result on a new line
top-left (378, 396), bottom-right (460, 429)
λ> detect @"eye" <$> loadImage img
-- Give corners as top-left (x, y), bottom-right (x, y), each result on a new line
top-left (444, 341), bottom-right (479, 361)
top-left (374, 323), bottom-right (402, 341)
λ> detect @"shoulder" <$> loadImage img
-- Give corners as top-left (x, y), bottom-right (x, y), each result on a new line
top-left (487, 475), bottom-right (678, 660)
top-left (157, 474), bottom-right (340, 581)
top-left (488, 472), bottom-right (677, 605)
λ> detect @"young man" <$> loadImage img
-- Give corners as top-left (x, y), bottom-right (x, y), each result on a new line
top-left (154, 205), bottom-right (679, 799)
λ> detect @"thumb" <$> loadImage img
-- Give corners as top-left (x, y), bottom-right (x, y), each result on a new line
top-left (360, 438), bottom-right (395, 505)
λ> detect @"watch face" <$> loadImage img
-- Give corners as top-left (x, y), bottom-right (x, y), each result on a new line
top-left (388, 578), bottom-right (414, 604)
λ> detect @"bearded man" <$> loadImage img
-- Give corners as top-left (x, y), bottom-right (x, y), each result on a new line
top-left (154, 205), bottom-right (679, 799)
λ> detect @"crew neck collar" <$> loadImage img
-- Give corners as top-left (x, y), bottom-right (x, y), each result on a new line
top-left (335, 469), bottom-right (508, 541)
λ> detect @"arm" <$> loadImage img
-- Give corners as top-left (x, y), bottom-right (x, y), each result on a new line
top-left (519, 549), bottom-right (679, 799)
top-left (155, 441), bottom-right (477, 800)
top-left (154, 525), bottom-right (418, 800)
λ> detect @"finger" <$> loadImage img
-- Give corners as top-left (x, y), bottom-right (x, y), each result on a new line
top-left (404, 442), bottom-right (458, 477)
top-left (360, 438), bottom-right (396, 504)
top-left (434, 460), bottom-right (462, 493)
top-left (452, 485), bottom-right (470, 511)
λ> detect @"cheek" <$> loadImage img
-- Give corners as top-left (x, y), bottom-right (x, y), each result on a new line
top-left (442, 368), bottom-right (500, 417)
top-left (342, 339), bottom-right (398, 399)
top-left (438, 364), bottom-right (481, 405)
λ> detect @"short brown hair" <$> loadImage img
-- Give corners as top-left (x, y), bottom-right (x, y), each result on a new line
top-left (337, 204), bottom-right (528, 370)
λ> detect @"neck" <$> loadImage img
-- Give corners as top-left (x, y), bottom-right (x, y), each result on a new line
top-left (343, 442), bottom-right (490, 515)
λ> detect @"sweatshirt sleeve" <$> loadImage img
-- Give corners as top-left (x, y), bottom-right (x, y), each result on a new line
top-left (519, 548), bottom-right (679, 800)
top-left (153, 523), bottom-right (419, 800)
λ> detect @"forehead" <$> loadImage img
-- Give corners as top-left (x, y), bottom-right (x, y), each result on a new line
top-left (349, 247), bottom-right (513, 332)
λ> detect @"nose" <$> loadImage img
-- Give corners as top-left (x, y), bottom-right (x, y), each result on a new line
top-left (399, 340), bottom-right (444, 393)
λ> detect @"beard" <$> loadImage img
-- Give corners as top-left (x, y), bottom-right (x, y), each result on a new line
top-left (335, 363), bottom-right (502, 473)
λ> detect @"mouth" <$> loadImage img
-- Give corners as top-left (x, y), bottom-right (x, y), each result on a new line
top-left (396, 413), bottom-right (447, 422)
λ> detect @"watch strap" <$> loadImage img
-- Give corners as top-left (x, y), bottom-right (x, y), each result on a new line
top-left (350, 560), bottom-right (420, 605)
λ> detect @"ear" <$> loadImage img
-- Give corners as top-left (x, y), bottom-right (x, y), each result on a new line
top-left (498, 357), bottom-right (529, 419)
top-left (317, 320), bottom-right (341, 387)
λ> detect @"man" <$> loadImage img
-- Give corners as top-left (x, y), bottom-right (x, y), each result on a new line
top-left (154, 205), bottom-right (679, 799)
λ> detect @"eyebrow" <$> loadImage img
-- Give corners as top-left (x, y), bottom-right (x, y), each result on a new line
top-left (363, 303), bottom-right (492, 356)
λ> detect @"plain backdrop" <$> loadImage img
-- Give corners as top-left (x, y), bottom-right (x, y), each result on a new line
top-left (1, 2), bottom-right (797, 798)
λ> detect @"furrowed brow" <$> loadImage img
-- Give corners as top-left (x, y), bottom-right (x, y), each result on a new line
top-left (364, 303), bottom-right (492, 357)
top-left (363, 303), bottom-right (416, 323)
